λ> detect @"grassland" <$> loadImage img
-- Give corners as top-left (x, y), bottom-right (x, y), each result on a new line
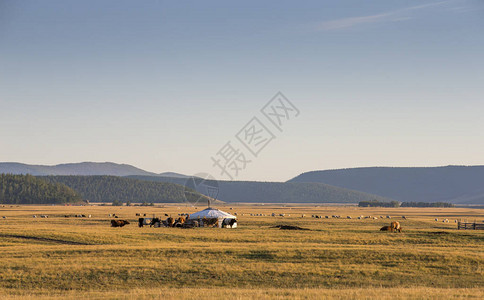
top-left (0, 204), bottom-right (483, 299)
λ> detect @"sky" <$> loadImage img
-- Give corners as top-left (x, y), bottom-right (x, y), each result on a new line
top-left (1, 0), bottom-right (484, 181)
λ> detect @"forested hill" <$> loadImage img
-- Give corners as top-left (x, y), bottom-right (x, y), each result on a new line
top-left (0, 174), bottom-right (82, 204)
top-left (0, 162), bottom-right (158, 176)
top-left (43, 176), bottom-right (209, 203)
top-left (289, 166), bottom-right (484, 204)
top-left (128, 176), bottom-right (393, 203)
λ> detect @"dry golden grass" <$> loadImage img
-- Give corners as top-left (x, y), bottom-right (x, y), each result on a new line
top-left (0, 204), bottom-right (483, 299)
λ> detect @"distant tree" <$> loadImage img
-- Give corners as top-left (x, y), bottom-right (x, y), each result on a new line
top-left (112, 199), bottom-right (123, 206)
top-left (126, 200), bottom-right (131, 206)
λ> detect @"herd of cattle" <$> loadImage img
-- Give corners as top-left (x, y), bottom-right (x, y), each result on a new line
top-left (111, 214), bottom-right (237, 229)
top-left (3, 211), bottom-right (463, 232)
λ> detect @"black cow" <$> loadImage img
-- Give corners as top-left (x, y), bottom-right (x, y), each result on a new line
top-left (223, 218), bottom-right (237, 228)
top-left (150, 218), bottom-right (161, 227)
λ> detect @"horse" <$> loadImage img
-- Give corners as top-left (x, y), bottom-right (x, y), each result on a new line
top-left (390, 221), bottom-right (402, 232)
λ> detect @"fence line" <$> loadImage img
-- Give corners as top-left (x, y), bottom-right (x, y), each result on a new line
top-left (457, 221), bottom-right (484, 230)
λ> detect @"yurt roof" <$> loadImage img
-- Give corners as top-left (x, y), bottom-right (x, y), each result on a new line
top-left (190, 207), bottom-right (236, 219)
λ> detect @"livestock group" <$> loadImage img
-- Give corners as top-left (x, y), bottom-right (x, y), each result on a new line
top-left (110, 213), bottom-right (238, 229)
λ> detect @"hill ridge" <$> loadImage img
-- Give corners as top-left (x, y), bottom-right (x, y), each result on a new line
top-left (289, 166), bottom-right (484, 204)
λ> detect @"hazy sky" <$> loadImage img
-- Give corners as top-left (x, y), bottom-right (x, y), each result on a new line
top-left (1, 0), bottom-right (483, 181)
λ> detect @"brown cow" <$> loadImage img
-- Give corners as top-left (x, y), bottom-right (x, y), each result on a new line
top-left (380, 225), bottom-right (392, 231)
top-left (202, 217), bottom-right (219, 227)
top-left (175, 216), bottom-right (186, 227)
top-left (165, 217), bottom-right (175, 227)
top-left (390, 221), bottom-right (402, 232)
top-left (111, 220), bottom-right (130, 227)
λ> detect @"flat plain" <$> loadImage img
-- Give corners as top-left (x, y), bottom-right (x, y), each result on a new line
top-left (0, 204), bottom-right (483, 299)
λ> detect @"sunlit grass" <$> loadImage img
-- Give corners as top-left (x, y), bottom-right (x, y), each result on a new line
top-left (0, 205), bottom-right (483, 298)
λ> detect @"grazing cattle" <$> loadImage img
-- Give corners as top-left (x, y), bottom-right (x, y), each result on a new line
top-left (201, 217), bottom-right (219, 227)
top-left (175, 216), bottom-right (186, 226)
top-left (135, 213), bottom-right (140, 216)
top-left (33, 215), bottom-right (37, 218)
top-left (435, 218), bottom-right (438, 222)
top-left (2, 216), bottom-right (6, 219)
top-left (150, 218), bottom-right (161, 227)
top-left (402, 216), bottom-right (407, 220)
top-left (138, 218), bottom-right (145, 227)
top-left (111, 220), bottom-right (130, 227)
top-left (166, 217), bottom-right (175, 227)
top-left (380, 226), bottom-right (392, 231)
top-left (180, 220), bottom-right (199, 228)
top-left (386, 216), bottom-right (391, 219)
top-left (347, 216), bottom-right (352, 219)
top-left (222, 218), bottom-right (237, 228)
top-left (390, 221), bottom-right (401, 232)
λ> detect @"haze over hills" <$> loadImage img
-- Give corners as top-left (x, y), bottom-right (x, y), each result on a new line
top-left (2, 162), bottom-right (484, 204)
top-left (289, 166), bottom-right (484, 204)
top-left (127, 175), bottom-right (393, 204)
top-left (0, 162), bottom-right (161, 177)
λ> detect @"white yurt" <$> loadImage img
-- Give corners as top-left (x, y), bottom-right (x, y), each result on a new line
top-left (189, 207), bottom-right (237, 228)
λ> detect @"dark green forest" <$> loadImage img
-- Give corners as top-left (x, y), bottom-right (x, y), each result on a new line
top-left (0, 174), bottom-right (82, 204)
top-left (42, 175), bottom-right (204, 203)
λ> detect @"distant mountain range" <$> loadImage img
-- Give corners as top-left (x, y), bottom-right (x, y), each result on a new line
top-left (2, 162), bottom-right (484, 204)
top-left (289, 166), bottom-right (484, 204)
top-left (0, 162), bottom-right (186, 177)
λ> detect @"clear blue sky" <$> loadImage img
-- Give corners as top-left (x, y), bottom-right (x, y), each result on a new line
top-left (1, 0), bottom-right (483, 181)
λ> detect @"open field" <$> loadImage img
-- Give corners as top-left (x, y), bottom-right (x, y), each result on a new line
top-left (0, 204), bottom-right (483, 299)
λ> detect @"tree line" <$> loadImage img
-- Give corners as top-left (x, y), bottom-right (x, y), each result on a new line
top-left (0, 174), bottom-right (82, 204)
top-left (42, 175), bottom-right (198, 203)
